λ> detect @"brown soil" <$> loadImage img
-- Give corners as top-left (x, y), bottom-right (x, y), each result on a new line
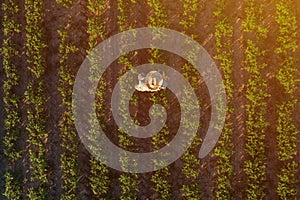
top-left (0, 24), bottom-right (6, 200)
top-left (295, 2), bottom-right (300, 199)
top-left (0, 0), bottom-right (6, 195)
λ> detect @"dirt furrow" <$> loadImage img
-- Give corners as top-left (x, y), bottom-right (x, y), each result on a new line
top-left (231, 0), bottom-right (248, 198)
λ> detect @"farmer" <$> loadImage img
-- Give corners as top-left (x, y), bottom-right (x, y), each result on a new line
top-left (135, 71), bottom-right (168, 92)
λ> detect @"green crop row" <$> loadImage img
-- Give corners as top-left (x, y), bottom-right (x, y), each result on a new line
top-left (277, 161), bottom-right (298, 199)
top-left (24, 0), bottom-right (49, 198)
top-left (178, 0), bottom-right (203, 198)
top-left (274, 0), bottom-right (298, 95)
top-left (243, 40), bottom-right (269, 200)
top-left (87, 77), bottom-right (110, 199)
top-left (1, 0), bottom-right (21, 170)
top-left (148, 0), bottom-right (168, 28)
top-left (87, 79), bottom-right (110, 200)
top-left (179, 65), bottom-right (202, 199)
top-left (86, 1), bottom-right (111, 198)
top-left (117, 0), bottom-right (136, 31)
top-left (242, 0), bottom-right (267, 38)
top-left (117, 57), bottom-right (139, 200)
top-left (213, 0), bottom-right (234, 199)
top-left (274, 1), bottom-right (298, 57)
top-left (4, 172), bottom-right (22, 199)
top-left (1, 0), bottom-right (22, 199)
top-left (180, 85), bottom-right (202, 199)
top-left (117, 56), bottom-right (139, 200)
top-left (274, 1), bottom-right (298, 199)
top-left (179, 0), bottom-right (200, 36)
top-left (117, 1), bottom-right (140, 199)
top-left (57, 20), bottom-right (80, 199)
top-left (24, 82), bottom-right (48, 199)
top-left (147, 1), bottom-right (172, 199)
top-left (149, 93), bottom-right (171, 200)
top-left (242, 0), bottom-right (269, 199)
top-left (276, 100), bottom-right (298, 161)
top-left (87, 0), bottom-right (106, 48)
top-left (25, 0), bottom-right (47, 79)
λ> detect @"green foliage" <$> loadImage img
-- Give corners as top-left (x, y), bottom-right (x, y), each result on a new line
top-left (182, 182), bottom-right (201, 199)
top-left (2, 0), bottom-right (299, 199)
top-left (274, 1), bottom-right (298, 94)
top-left (25, 0), bottom-right (47, 79)
top-left (146, 3), bottom-right (172, 198)
top-left (117, 54), bottom-right (139, 200)
top-left (89, 158), bottom-right (110, 198)
top-left (57, 25), bottom-right (80, 200)
top-left (274, 2), bottom-right (298, 54)
top-left (242, 1), bottom-right (269, 198)
top-left (117, 0), bottom-right (137, 31)
top-left (117, 0), bottom-right (130, 31)
top-left (148, 0), bottom-right (168, 27)
top-left (115, 1), bottom-right (140, 199)
top-left (244, 159), bottom-right (266, 199)
top-left (168, 0), bottom-right (206, 197)
top-left (179, 0), bottom-right (200, 31)
top-left (25, 81), bottom-right (48, 184)
top-left (86, 2), bottom-right (111, 197)
top-left (27, 187), bottom-right (47, 200)
top-left (1, 0), bottom-right (21, 38)
top-left (151, 168), bottom-right (171, 200)
top-left (150, 120), bottom-right (171, 199)
top-left (242, 0), bottom-right (268, 38)
top-left (56, 0), bottom-right (75, 8)
top-left (213, 3), bottom-right (235, 197)
top-left (4, 172), bottom-right (22, 200)
top-left (180, 85), bottom-right (202, 199)
top-left (274, 1), bottom-right (298, 198)
top-left (87, 0), bottom-right (106, 48)
top-left (1, 1), bottom-right (21, 149)
top-left (276, 56), bottom-right (297, 94)
top-left (276, 100), bottom-right (298, 161)
top-left (117, 70), bottom-right (140, 199)
top-left (24, 0), bottom-right (49, 197)
top-left (2, 38), bottom-right (21, 160)
top-left (87, 101), bottom-right (110, 199)
top-left (277, 161), bottom-right (298, 199)
top-left (119, 173), bottom-right (139, 200)
top-left (214, 125), bottom-right (233, 199)
top-left (1, 1), bottom-right (23, 198)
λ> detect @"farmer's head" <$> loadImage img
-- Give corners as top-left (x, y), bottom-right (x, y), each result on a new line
top-left (146, 71), bottom-right (163, 90)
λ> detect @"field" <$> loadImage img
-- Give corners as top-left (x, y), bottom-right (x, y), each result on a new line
top-left (1, 0), bottom-right (300, 199)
